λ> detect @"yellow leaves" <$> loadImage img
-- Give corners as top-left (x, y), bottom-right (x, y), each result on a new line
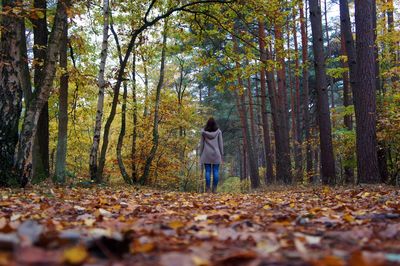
top-left (168, 220), bottom-right (184, 230)
top-left (343, 213), bottom-right (355, 223)
top-left (262, 204), bottom-right (272, 210)
top-left (130, 239), bottom-right (156, 254)
top-left (63, 246), bottom-right (88, 265)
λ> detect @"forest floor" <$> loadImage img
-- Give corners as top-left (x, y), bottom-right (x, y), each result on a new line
top-left (0, 185), bottom-right (400, 266)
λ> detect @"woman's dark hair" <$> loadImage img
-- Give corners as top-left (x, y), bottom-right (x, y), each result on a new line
top-left (204, 117), bottom-right (219, 132)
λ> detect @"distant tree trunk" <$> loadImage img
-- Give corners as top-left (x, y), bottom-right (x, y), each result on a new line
top-left (89, 0), bottom-right (110, 182)
top-left (117, 81), bottom-right (130, 183)
top-left (324, 0), bottom-right (334, 110)
top-left (246, 77), bottom-right (258, 159)
top-left (131, 52), bottom-right (138, 183)
top-left (15, 0), bottom-right (69, 187)
top-left (32, 0), bottom-right (49, 180)
top-left (293, 11), bottom-right (303, 181)
top-left (235, 88), bottom-right (259, 188)
top-left (0, 0), bottom-right (24, 186)
top-left (309, 0), bottom-right (336, 185)
top-left (54, 14), bottom-right (69, 184)
top-left (340, 33), bottom-right (354, 184)
top-left (299, 0), bottom-right (313, 181)
top-left (141, 53), bottom-right (150, 117)
top-left (257, 21), bottom-right (274, 183)
top-left (110, 19), bottom-right (130, 184)
top-left (354, 0), bottom-right (381, 183)
top-left (275, 20), bottom-right (292, 184)
top-left (141, 22), bottom-right (168, 184)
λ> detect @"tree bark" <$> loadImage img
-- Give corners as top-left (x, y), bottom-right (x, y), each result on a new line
top-left (353, 0), bottom-right (380, 183)
top-left (141, 21), bottom-right (168, 184)
top-left (0, 0), bottom-right (24, 186)
top-left (257, 20), bottom-right (274, 183)
top-left (293, 11), bottom-right (303, 181)
top-left (89, 0), bottom-right (110, 182)
top-left (117, 81), bottom-right (130, 183)
top-left (340, 33), bottom-right (354, 184)
top-left (131, 52), bottom-right (138, 183)
top-left (16, 0), bottom-right (69, 187)
top-left (274, 20), bottom-right (292, 184)
top-left (309, 0), bottom-right (336, 185)
top-left (32, 0), bottom-right (50, 180)
top-left (299, 0), bottom-right (313, 181)
top-left (54, 11), bottom-right (69, 184)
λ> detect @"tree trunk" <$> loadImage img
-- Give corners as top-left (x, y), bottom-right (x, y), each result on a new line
top-left (32, 0), bottom-right (49, 180)
top-left (0, 0), bottom-right (24, 186)
top-left (299, 0), bottom-right (313, 181)
top-left (309, 0), bottom-right (336, 185)
top-left (54, 13), bottom-right (69, 184)
top-left (353, 0), bottom-right (380, 183)
top-left (235, 89), bottom-right (260, 189)
top-left (274, 20), bottom-right (292, 184)
top-left (16, 0), bottom-right (69, 187)
top-left (246, 77), bottom-right (257, 159)
top-left (340, 33), bottom-right (354, 184)
top-left (131, 52), bottom-right (138, 183)
top-left (293, 11), bottom-right (303, 181)
top-left (141, 21), bottom-right (168, 184)
top-left (89, 0), bottom-right (110, 182)
top-left (257, 21), bottom-right (274, 183)
top-left (117, 81), bottom-right (130, 183)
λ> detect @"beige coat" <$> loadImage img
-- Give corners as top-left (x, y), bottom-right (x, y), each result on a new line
top-left (199, 129), bottom-right (224, 164)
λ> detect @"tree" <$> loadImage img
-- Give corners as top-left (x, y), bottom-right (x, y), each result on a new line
top-left (0, 0), bottom-right (24, 186)
top-left (32, 0), bottom-right (50, 180)
top-left (257, 20), bottom-right (274, 183)
top-left (309, 0), bottom-right (336, 185)
top-left (141, 21), bottom-right (168, 185)
top-left (354, 0), bottom-right (380, 183)
top-left (15, 0), bottom-right (69, 187)
top-left (54, 6), bottom-right (69, 183)
top-left (89, 0), bottom-right (110, 183)
top-left (299, 0), bottom-right (313, 180)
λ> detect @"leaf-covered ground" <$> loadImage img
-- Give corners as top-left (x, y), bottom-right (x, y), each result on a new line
top-left (1, 186), bottom-right (400, 266)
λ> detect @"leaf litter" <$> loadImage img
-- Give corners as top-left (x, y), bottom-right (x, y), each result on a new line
top-left (0, 185), bottom-right (399, 265)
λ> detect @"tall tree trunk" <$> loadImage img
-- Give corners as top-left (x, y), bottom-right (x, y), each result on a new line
top-left (0, 0), bottom-right (24, 186)
top-left (32, 0), bottom-right (49, 180)
top-left (246, 77), bottom-right (257, 158)
top-left (293, 11), bottom-right (303, 181)
top-left (354, 0), bottom-right (380, 183)
top-left (117, 81), bottom-right (130, 183)
top-left (141, 21), bottom-right (168, 184)
top-left (309, 0), bottom-right (336, 185)
top-left (340, 33), bottom-right (355, 184)
top-left (324, 0), bottom-right (335, 110)
top-left (257, 20), bottom-right (274, 183)
top-left (16, 0), bottom-right (69, 187)
top-left (141, 53), bottom-right (150, 117)
top-left (131, 52), bottom-right (138, 183)
top-left (89, 0), bottom-right (110, 182)
top-left (235, 89), bottom-right (260, 189)
top-left (54, 13), bottom-right (69, 183)
top-left (233, 31), bottom-right (260, 189)
top-left (274, 19), bottom-right (292, 184)
top-left (299, 0), bottom-right (313, 181)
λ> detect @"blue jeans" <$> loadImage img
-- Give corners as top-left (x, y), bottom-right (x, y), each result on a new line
top-left (204, 164), bottom-right (219, 190)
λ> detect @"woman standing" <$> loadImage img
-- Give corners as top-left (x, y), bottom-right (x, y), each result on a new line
top-left (199, 117), bottom-right (224, 193)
